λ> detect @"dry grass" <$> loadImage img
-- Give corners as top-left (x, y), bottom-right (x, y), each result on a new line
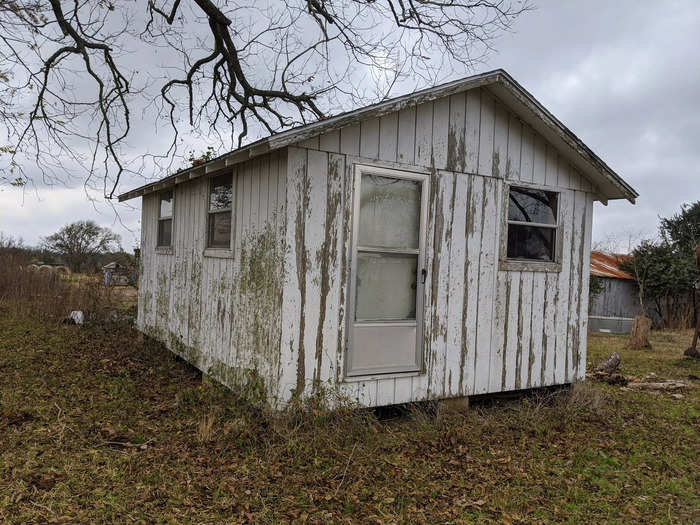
top-left (0, 253), bottom-right (134, 322)
top-left (196, 412), bottom-right (216, 443)
top-left (0, 307), bottom-right (698, 523)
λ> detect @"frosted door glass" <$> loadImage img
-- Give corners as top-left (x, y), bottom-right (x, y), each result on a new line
top-left (356, 254), bottom-right (417, 320)
top-left (359, 175), bottom-right (420, 249)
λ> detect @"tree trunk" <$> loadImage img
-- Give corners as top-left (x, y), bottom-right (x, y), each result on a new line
top-left (628, 315), bottom-right (652, 349)
top-left (685, 288), bottom-right (700, 358)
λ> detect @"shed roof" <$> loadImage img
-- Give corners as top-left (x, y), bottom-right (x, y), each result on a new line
top-left (590, 251), bottom-right (634, 280)
top-left (119, 69), bottom-right (638, 204)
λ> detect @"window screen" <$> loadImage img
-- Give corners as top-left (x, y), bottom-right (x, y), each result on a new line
top-left (157, 191), bottom-right (173, 247)
top-left (355, 174), bottom-right (421, 321)
top-left (506, 186), bottom-right (558, 261)
top-left (207, 174), bottom-right (233, 248)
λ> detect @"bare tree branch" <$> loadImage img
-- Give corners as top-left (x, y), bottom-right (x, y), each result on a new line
top-left (0, 0), bottom-right (532, 195)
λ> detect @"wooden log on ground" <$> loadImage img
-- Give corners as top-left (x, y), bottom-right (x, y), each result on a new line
top-left (626, 380), bottom-right (689, 392)
top-left (595, 352), bottom-right (621, 374)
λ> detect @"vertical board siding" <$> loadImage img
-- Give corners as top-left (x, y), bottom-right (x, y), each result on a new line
top-left (506, 114), bottom-right (522, 180)
top-left (397, 106), bottom-right (417, 165)
top-left (138, 85), bottom-right (596, 409)
top-left (427, 171), bottom-right (455, 397)
top-left (379, 113), bottom-right (398, 162)
top-left (415, 101), bottom-right (434, 167)
top-left (445, 173), bottom-right (469, 395)
top-left (577, 196), bottom-right (594, 380)
top-left (473, 176), bottom-right (500, 394)
top-left (137, 151), bottom-right (287, 405)
top-left (554, 190), bottom-right (574, 384)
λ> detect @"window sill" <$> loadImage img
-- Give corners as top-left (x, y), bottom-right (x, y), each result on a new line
top-left (203, 248), bottom-right (233, 259)
top-left (499, 259), bottom-right (561, 273)
top-left (155, 246), bottom-right (173, 255)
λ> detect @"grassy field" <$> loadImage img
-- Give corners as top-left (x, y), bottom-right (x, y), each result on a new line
top-left (0, 311), bottom-right (698, 524)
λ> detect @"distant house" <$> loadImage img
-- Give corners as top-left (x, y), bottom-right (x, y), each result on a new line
top-left (119, 69), bottom-right (638, 408)
top-left (588, 251), bottom-right (639, 333)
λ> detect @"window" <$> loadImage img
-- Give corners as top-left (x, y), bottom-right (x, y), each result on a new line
top-left (207, 173), bottom-right (233, 249)
top-left (355, 174), bottom-right (422, 321)
top-left (157, 191), bottom-right (173, 247)
top-left (506, 186), bottom-right (558, 261)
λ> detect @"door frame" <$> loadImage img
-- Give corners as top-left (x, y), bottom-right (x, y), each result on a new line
top-left (345, 163), bottom-right (430, 378)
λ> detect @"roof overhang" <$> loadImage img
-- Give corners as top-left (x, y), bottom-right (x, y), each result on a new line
top-left (119, 69), bottom-right (638, 203)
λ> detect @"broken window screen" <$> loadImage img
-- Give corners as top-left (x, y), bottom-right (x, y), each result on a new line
top-left (507, 186), bottom-right (558, 261)
top-left (207, 174), bottom-right (233, 249)
top-left (157, 191), bottom-right (173, 247)
top-left (356, 253), bottom-right (417, 320)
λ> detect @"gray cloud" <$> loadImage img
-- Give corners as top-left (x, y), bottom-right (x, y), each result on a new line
top-left (480, 0), bottom-right (700, 250)
top-left (2, 1), bottom-right (698, 252)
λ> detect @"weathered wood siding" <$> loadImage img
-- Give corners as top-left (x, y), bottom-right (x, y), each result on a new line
top-left (137, 150), bottom-right (288, 398)
top-left (589, 278), bottom-right (639, 319)
top-left (278, 86), bottom-right (596, 406)
top-left (138, 86), bottom-right (596, 408)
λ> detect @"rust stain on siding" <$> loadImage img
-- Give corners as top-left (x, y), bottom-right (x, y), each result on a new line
top-left (336, 162), bottom-right (351, 383)
top-left (294, 158), bottom-right (311, 398)
top-left (427, 173), bottom-right (442, 391)
top-left (458, 176), bottom-right (473, 394)
top-left (515, 275), bottom-right (524, 390)
top-left (552, 271), bottom-right (560, 379)
top-left (541, 274), bottom-right (549, 386)
top-left (424, 170), bottom-right (438, 386)
top-left (313, 156), bottom-right (342, 389)
top-left (500, 275), bottom-right (511, 391)
top-left (472, 180), bottom-right (488, 389)
top-left (573, 202), bottom-right (587, 377)
top-left (447, 128), bottom-right (466, 173)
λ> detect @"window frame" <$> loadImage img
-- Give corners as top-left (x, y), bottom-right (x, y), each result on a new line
top-left (499, 182), bottom-right (563, 273)
top-left (204, 171), bottom-right (235, 256)
top-left (156, 190), bottom-right (174, 250)
top-left (345, 163), bottom-right (430, 378)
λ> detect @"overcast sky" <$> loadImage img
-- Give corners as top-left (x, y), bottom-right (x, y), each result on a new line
top-left (1, 0), bottom-right (698, 251)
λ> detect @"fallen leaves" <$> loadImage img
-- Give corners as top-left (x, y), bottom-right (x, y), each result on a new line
top-left (0, 316), bottom-right (698, 523)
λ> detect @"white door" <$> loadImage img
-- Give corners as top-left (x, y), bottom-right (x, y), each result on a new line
top-left (346, 165), bottom-right (429, 377)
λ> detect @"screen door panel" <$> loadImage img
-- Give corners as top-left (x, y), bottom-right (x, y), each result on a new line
top-left (355, 253), bottom-right (417, 320)
top-left (349, 324), bottom-right (418, 374)
top-left (347, 167), bottom-right (427, 377)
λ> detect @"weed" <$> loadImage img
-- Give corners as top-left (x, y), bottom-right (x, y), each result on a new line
top-left (196, 412), bottom-right (216, 443)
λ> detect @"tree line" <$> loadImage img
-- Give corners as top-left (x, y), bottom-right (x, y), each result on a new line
top-left (0, 220), bottom-right (135, 274)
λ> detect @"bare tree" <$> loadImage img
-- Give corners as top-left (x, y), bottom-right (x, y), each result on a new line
top-left (0, 0), bottom-right (531, 197)
top-left (42, 220), bottom-right (120, 271)
top-left (592, 228), bottom-right (647, 255)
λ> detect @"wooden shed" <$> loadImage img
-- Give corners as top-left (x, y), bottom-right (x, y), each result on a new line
top-left (588, 251), bottom-right (639, 334)
top-left (119, 69), bottom-right (638, 408)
